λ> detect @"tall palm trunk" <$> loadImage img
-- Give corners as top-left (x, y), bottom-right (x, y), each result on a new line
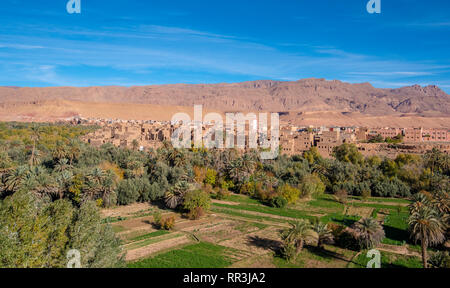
top-left (318, 239), bottom-right (324, 250)
top-left (421, 237), bottom-right (428, 268)
top-left (29, 139), bottom-right (36, 167)
top-left (296, 239), bottom-right (304, 254)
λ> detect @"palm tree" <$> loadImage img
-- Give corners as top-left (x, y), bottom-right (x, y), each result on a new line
top-left (55, 170), bottom-right (73, 199)
top-left (19, 166), bottom-right (58, 199)
top-left (241, 154), bottom-right (256, 176)
top-left (313, 222), bottom-right (334, 249)
top-left (131, 139), bottom-right (139, 151)
top-left (410, 191), bottom-right (432, 211)
top-left (164, 181), bottom-right (190, 209)
top-left (428, 251), bottom-right (449, 268)
top-left (29, 125), bottom-right (40, 167)
top-left (227, 158), bottom-right (250, 186)
top-left (352, 217), bottom-right (385, 249)
top-left (88, 168), bottom-right (105, 186)
top-left (408, 205), bottom-right (446, 268)
top-left (29, 149), bottom-right (41, 167)
top-left (167, 149), bottom-right (186, 168)
top-left (4, 166), bottom-right (29, 192)
top-left (423, 148), bottom-right (446, 176)
top-left (431, 190), bottom-right (450, 216)
top-left (54, 158), bottom-right (71, 173)
top-left (52, 141), bottom-right (67, 161)
top-left (430, 190), bottom-right (450, 241)
top-left (281, 220), bottom-right (317, 254)
top-left (100, 170), bottom-right (117, 207)
top-left (0, 150), bottom-right (12, 171)
top-left (67, 140), bottom-right (81, 165)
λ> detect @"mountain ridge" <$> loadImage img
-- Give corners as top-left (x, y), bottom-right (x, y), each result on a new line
top-left (0, 78), bottom-right (449, 116)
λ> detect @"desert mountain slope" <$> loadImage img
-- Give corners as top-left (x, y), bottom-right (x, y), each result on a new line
top-left (0, 100), bottom-right (448, 128)
top-left (0, 78), bottom-right (449, 116)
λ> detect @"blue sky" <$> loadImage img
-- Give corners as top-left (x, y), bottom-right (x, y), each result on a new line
top-left (0, 0), bottom-right (449, 91)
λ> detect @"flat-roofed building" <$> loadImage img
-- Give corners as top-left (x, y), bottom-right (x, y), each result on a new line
top-left (404, 128), bottom-right (423, 143)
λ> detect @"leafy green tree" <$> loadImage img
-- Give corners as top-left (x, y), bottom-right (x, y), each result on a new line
top-left (68, 201), bottom-right (124, 268)
top-left (116, 178), bottom-right (140, 205)
top-left (183, 189), bottom-right (211, 219)
top-left (278, 184), bottom-right (301, 204)
top-left (380, 159), bottom-right (398, 178)
top-left (0, 191), bottom-right (124, 268)
top-left (42, 200), bottom-right (74, 267)
top-left (332, 144), bottom-right (364, 165)
top-left (372, 177), bottom-right (410, 198)
top-left (368, 134), bottom-right (384, 143)
top-left (269, 196), bottom-right (288, 208)
top-left (366, 155), bottom-right (382, 167)
top-left (0, 190), bottom-right (50, 267)
top-left (299, 174), bottom-right (325, 198)
top-left (204, 169), bottom-right (217, 186)
top-left (303, 147), bottom-right (322, 165)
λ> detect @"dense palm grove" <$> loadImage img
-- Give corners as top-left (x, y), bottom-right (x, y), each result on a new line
top-left (0, 122), bottom-right (448, 268)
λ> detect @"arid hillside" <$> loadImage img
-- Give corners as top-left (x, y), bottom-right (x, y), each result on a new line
top-left (0, 79), bottom-right (449, 127)
top-left (1, 78), bottom-right (449, 116)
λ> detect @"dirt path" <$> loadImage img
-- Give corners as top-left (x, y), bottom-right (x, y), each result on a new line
top-left (350, 200), bottom-right (410, 207)
top-left (378, 244), bottom-right (421, 257)
top-left (212, 199), bottom-right (240, 206)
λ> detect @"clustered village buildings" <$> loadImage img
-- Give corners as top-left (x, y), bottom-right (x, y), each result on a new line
top-left (78, 117), bottom-right (450, 158)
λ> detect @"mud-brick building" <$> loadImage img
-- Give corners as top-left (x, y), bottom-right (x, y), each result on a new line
top-left (404, 128), bottom-right (423, 143)
top-left (369, 127), bottom-right (401, 139)
top-left (422, 129), bottom-right (449, 142)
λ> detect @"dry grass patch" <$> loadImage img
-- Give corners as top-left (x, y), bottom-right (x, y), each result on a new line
top-left (345, 206), bottom-right (373, 218)
top-left (220, 226), bottom-right (282, 256)
top-left (101, 202), bottom-right (154, 218)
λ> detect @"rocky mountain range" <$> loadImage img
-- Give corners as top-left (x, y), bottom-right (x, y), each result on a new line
top-left (0, 78), bottom-right (449, 117)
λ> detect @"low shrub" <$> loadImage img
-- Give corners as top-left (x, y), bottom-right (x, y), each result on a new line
top-left (269, 196), bottom-right (288, 208)
top-left (278, 184), bottom-right (301, 204)
top-left (160, 216), bottom-right (175, 230)
top-left (153, 211), bottom-right (162, 227)
top-left (187, 206), bottom-right (205, 220)
top-left (183, 190), bottom-right (211, 219)
top-left (335, 228), bottom-right (360, 251)
top-left (215, 188), bottom-right (231, 200)
top-left (334, 189), bottom-right (348, 204)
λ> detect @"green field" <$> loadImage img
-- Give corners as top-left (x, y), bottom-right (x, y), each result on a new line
top-left (125, 232), bottom-right (184, 251)
top-left (127, 242), bottom-right (238, 268)
top-left (125, 194), bottom-right (420, 268)
top-left (382, 211), bottom-right (410, 246)
top-left (129, 230), bottom-right (170, 242)
top-left (349, 251), bottom-right (422, 268)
